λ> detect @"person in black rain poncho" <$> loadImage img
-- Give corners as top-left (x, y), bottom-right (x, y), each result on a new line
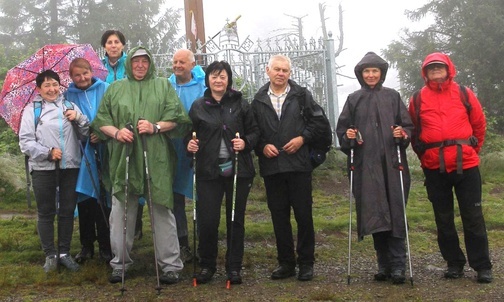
top-left (336, 52), bottom-right (414, 284)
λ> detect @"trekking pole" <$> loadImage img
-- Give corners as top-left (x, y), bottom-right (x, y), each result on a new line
top-left (24, 156), bottom-right (32, 208)
top-left (394, 127), bottom-right (414, 286)
top-left (347, 132), bottom-right (356, 285)
top-left (191, 132), bottom-right (198, 287)
top-left (139, 118), bottom-right (162, 295)
top-left (55, 160), bottom-right (61, 273)
top-left (78, 142), bottom-right (109, 229)
top-left (226, 132), bottom-right (240, 290)
top-left (120, 122), bottom-right (133, 296)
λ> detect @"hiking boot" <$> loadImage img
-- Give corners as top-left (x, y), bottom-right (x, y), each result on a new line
top-left (180, 245), bottom-right (194, 264)
top-left (227, 270), bottom-right (242, 284)
top-left (298, 265), bottom-right (314, 281)
top-left (391, 269), bottom-right (406, 284)
top-left (271, 265), bottom-right (296, 280)
top-left (43, 255), bottom-right (57, 273)
top-left (99, 249), bottom-right (113, 264)
top-left (75, 246), bottom-right (94, 264)
top-left (59, 255), bottom-right (80, 272)
top-left (109, 268), bottom-right (126, 284)
top-left (444, 266), bottom-right (464, 279)
top-left (374, 267), bottom-right (391, 281)
top-left (196, 267), bottom-right (216, 284)
top-left (160, 271), bottom-right (180, 285)
top-left (477, 269), bottom-right (493, 283)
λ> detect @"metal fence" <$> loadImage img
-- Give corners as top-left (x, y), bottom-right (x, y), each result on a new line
top-left (96, 33), bottom-right (340, 146)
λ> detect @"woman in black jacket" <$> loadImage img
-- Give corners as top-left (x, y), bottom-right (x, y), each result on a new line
top-left (187, 61), bottom-right (259, 285)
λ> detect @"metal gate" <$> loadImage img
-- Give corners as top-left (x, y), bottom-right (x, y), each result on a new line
top-left (97, 31), bottom-right (340, 146)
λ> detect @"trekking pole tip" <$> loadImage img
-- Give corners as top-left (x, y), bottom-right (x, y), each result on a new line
top-left (193, 277), bottom-right (198, 287)
top-left (226, 280), bottom-right (231, 289)
top-left (347, 275), bottom-right (351, 285)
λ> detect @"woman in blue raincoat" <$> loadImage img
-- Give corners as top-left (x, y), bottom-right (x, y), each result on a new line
top-left (64, 58), bottom-right (111, 263)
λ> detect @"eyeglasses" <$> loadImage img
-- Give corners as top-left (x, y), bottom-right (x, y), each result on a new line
top-left (426, 63), bottom-right (446, 70)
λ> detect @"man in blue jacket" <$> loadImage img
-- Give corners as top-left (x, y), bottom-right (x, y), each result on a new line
top-left (168, 49), bottom-right (206, 263)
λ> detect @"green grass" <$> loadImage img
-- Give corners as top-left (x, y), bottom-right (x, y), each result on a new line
top-left (2, 149), bottom-right (504, 300)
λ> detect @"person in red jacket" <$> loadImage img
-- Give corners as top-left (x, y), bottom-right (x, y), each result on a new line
top-left (409, 52), bottom-right (492, 283)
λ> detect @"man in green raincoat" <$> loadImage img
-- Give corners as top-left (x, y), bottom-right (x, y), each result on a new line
top-left (92, 46), bottom-right (192, 284)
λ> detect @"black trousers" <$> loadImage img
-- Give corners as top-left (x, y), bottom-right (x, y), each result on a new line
top-left (424, 166), bottom-right (491, 271)
top-left (196, 176), bottom-right (252, 272)
top-left (77, 197), bottom-right (110, 251)
top-left (263, 171), bottom-right (315, 267)
top-left (372, 231), bottom-right (406, 271)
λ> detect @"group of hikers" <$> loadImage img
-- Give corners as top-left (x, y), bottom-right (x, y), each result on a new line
top-left (18, 29), bottom-right (492, 289)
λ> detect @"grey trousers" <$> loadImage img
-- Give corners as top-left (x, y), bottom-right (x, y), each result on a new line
top-left (109, 192), bottom-right (183, 273)
top-left (32, 169), bottom-right (79, 257)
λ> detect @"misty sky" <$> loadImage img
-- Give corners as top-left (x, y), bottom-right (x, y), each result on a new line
top-left (175, 0), bottom-right (430, 103)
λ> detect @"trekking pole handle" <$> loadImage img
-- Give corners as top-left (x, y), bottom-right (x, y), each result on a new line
top-left (235, 132), bottom-right (240, 154)
top-left (138, 118), bottom-right (148, 151)
top-left (125, 122), bottom-right (134, 132)
top-left (393, 124), bottom-right (401, 145)
top-left (349, 125), bottom-right (356, 148)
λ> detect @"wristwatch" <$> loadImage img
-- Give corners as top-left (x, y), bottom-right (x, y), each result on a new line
top-left (154, 123), bottom-right (161, 134)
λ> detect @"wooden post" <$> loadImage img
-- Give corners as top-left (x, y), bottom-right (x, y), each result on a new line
top-left (184, 0), bottom-right (206, 54)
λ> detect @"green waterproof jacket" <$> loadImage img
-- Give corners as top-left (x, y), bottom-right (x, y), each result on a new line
top-left (91, 46), bottom-right (192, 208)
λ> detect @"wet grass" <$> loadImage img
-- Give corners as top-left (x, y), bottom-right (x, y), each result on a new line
top-left (1, 150), bottom-right (504, 300)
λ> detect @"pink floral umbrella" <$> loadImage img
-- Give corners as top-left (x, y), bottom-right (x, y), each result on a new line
top-left (0, 44), bottom-right (107, 134)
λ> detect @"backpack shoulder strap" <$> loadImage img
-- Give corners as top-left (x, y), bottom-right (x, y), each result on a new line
top-left (33, 101), bottom-right (42, 130)
top-left (412, 89), bottom-right (423, 142)
top-left (412, 89), bottom-right (421, 123)
top-left (63, 99), bottom-right (74, 110)
top-left (459, 85), bottom-right (472, 115)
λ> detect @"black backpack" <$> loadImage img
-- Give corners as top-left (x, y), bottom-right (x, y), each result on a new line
top-left (299, 89), bottom-right (333, 168)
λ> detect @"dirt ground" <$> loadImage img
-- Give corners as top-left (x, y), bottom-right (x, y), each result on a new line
top-left (4, 249), bottom-right (501, 302)
top-left (1, 170), bottom-right (503, 301)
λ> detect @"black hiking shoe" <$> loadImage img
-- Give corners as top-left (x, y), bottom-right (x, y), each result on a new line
top-left (196, 267), bottom-right (216, 284)
top-left (271, 265), bottom-right (296, 280)
top-left (298, 265), bottom-right (314, 281)
top-left (444, 266), bottom-right (464, 279)
top-left (180, 245), bottom-right (194, 264)
top-left (99, 248), bottom-right (113, 264)
top-left (109, 269), bottom-right (126, 284)
top-left (75, 246), bottom-right (94, 264)
top-left (59, 255), bottom-right (80, 272)
top-left (160, 271), bottom-right (180, 285)
top-left (227, 271), bottom-right (243, 284)
top-left (374, 268), bottom-right (391, 281)
top-left (477, 269), bottom-right (493, 283)
top-left (391, 269), bottom-right (406, 284)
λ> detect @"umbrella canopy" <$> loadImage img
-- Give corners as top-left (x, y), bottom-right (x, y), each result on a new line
top-left (0, 44), bottom-right (107, 134)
